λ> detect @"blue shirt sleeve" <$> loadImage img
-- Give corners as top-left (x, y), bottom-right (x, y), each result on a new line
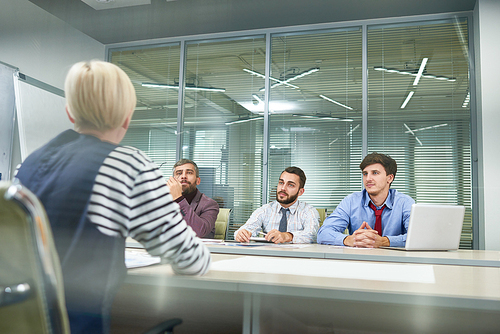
top-left (317, 195), bottom-right (353, 246)
top-left (317, 190), bottom-right (415, 247)
top-left (383, 192), bottom-right (414, 247)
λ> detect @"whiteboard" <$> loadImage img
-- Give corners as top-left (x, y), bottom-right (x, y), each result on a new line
top-left (14, 74), bottom-right (72, 161)
top-left (0, 63), bottom-right (17, 180)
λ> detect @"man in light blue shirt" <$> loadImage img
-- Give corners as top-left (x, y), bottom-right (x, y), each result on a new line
top-left (317, 153), bottom-right (414, 248)
top-left (235, 166), bottom-right (319, 244)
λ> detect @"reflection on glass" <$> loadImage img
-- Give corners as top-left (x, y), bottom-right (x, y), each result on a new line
top-left (269, 29), bottom-right (363, 213)
top-left (109, 17), bottom-right (473, 247)
top-left (367, 18), bottom-right (472, 248)
top-left (183, 37), bottom-right (266, 237)
top-left (111, 44), bottom-right (181, 176)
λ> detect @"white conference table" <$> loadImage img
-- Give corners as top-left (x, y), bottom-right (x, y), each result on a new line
top-left (126, 238), bottom-right (500, 267)
top-left (207, 242), bottom-right (500, 267)
top-left (112, 247), bottom-right (500, 334)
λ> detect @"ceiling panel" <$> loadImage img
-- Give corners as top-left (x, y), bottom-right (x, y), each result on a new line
top-left (27, 0), bottom-right (476, 44)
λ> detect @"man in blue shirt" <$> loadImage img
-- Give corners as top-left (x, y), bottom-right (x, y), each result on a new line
top-left (317, 152), bottom-right (414, 248)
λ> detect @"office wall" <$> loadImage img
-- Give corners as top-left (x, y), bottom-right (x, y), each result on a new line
top-left (0, 0), bottom-right (104, 89)
top-left (0, 0), bottom-right (104, 177)
top-left (476, 0), bottom-right (500, 251)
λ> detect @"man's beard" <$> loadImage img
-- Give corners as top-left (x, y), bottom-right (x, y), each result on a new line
top-left (276, 190), bottom-right (299, 205)
top-left (182, 182), bottom-right (197, 196)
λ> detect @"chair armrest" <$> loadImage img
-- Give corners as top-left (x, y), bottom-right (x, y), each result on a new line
top-left (0, 282), bottom-right (32, 307)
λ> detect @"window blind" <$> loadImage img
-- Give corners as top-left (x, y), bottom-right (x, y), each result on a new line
top-left (367, 18), bottom-right (472, 248)
top-left (109, 17), bottom-right (473, 247)
top-left (269, 29), bottom-right (363, 214)
top-left (111, 44), bottom-right (181, 178)
top-left (182, 37), bottom-right (266, 238)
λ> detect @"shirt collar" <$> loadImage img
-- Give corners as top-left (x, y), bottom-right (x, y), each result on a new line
top-left (275, 199), bottom-right (300, 214)
top-left (363, 188), bottom-right (395, 210)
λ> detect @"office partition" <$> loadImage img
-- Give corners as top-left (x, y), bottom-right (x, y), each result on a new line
top-left (109, 13), bottom-right (474, 246)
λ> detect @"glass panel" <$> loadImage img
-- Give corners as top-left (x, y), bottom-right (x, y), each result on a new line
top-left (184, 37), bottom-right (266, 238)
top-left (269, 29), bottom-right (363, 214)
top-left (367, 18), bottom-right (472, 248)
top-left (110, 44), bottom-right (181, 176)
top-left (108, 15), bottom-right (474, 246)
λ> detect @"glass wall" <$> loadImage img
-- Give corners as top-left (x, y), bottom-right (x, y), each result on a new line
top-left (182, 37), bottom-right (266, 236)
top-left (269, 28), bottom-right (362, 212)
top-left (110, 44), bottom-right (181, 175)
top-left (367, 18), bottom-right (472, 248)
top-left (110, 14), bottom-right (473, 246)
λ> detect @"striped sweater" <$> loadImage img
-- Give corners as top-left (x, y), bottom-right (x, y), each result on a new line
top-left (16, 129), bottom-right (211, 333)
top-left (87, 145), bottom-right (211, 275)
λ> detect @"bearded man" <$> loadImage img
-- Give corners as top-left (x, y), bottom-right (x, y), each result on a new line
top-left (167, 159), bottom-right (219, 238)
top-left (234, 166), bottom-right (319, 244)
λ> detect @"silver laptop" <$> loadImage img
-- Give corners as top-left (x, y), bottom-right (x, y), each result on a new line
top-left (389, 203), bottom-right (465, 251)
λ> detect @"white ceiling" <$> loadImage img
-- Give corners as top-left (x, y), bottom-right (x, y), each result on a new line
top-left (28, 0), bottom-right (477, 44)
top-left (80, 0), bottom-right (152, 11)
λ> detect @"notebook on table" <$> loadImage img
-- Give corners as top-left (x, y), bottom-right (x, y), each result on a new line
top-left (385, 203), bottom-right (465, 251)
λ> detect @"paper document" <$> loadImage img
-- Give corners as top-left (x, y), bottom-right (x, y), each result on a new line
top-left (125, 250), bottom-right (161, 269)
top-left (249, 237), bottom-right (273, 243)
top-left (201, 238), bottom-right (225, 244)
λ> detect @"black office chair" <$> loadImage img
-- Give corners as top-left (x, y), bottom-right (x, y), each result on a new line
top-left (0, 181), bottom-right (181, 334)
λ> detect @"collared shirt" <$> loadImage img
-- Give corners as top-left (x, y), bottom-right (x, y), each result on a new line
top-left (235, 200), bottom-right (319, 243)
top-left (317, 189), bottom-right (414, 247)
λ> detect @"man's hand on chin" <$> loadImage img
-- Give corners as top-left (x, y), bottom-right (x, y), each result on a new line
top-left (167, 176), bottom-right (183, 200)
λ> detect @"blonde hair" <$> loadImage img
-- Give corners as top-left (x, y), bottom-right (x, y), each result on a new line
top-left (64, 60), bottom-right (136, 131)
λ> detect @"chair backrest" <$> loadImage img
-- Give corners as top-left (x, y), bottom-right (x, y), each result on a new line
top-left (214, 208), bottom-right (231, 240)
top-left (316, 208), bottom-right (327, 226)
top-left (0, 181), bottom-right (69, 334)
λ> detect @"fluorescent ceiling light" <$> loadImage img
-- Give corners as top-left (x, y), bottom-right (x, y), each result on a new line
top-left (142, 82), bottom-right (225, 92)
top-left (185, 86), bottom-right (226, 92)
top-left (243, 68), bottom-right (318, 91)
top-left (269, 67), bottom-right (319, 89)
top-left (319, 94), bottom-right (353, 111)
top-left (252, 94), bottom-right (263, 103)
top-left (281, 127), bottom-right (318, 132)
top-left (400, 91), bottom-right (414, 109)
top-left (346, 124), bottom-right (360, 137)
top-left (328, 123), bottom-right (361, 145)
top-left (225, 117), bottom-right (263, 125)
top-left (239, 100), bottom-right (295, 113)
top-left (462, 92), bottom-right (470, 108)
top-left (243, 69), bottom-right (299, 90)
top-left (404, 123), bottom-right (423, 146)
top-left (292, 114), bottom-right (353, 122)
top-left (404, 123), bottom-right (448, 133)
top-left (373, 66), bottom-right (456, 82)
top-left (413, 58), bottom-right (428, 86)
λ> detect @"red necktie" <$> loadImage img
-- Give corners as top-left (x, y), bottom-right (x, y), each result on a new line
top-left (368, 202), bottom-right (385, 236)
